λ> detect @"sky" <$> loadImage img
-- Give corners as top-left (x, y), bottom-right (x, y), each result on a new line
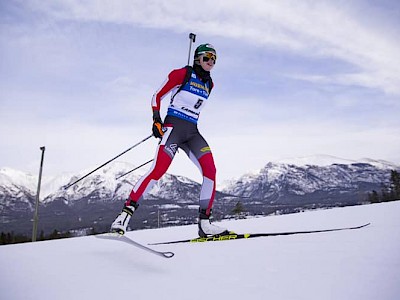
top-left (1, 0), bottom-right (400, 186)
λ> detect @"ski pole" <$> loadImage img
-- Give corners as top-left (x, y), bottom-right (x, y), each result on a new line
top-left (116, 158), bottom-right (154, 180)
top-left (115, 34), bottom-right (196, 182)
top-left (64, 134), bottom-right (153, 189)
top-left (187, 33), bottom-right (196, 65)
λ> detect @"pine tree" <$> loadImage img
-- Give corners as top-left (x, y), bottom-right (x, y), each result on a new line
top-left (49, 229), bottom-right (59, 240)
top-left (39, 230), bottom-right (45, 241)
top-left (369, 170), bottom-right (400, 203)
top-left (232, 201), bottom-right (246, 219)
top-left (390, 170), bottom-right (400, 200)
top-left (0, 232), bottom-right (6, 245)
top-left (232, 201), bottom-right (243, 214)
top-left (368, 190), bottom-right (380, 203)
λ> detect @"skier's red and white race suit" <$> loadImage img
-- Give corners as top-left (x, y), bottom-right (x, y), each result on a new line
top-left (126, 67), bottom-right (216, 215)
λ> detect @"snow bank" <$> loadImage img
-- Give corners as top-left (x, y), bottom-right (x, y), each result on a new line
top-left (0, 202), bottom-right (399, 300)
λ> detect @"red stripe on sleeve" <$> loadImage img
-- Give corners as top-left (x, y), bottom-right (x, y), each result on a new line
top-left (151, 67), bottom-right (187, 111)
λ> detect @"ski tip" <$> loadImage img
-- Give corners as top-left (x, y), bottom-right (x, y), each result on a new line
top-left (349, 223), bottom-right (371, 230)
top-left (162, 252), bottom-right (175, 258)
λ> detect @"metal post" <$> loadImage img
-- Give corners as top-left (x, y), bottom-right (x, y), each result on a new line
top-left (187, 33), bottom-right (196, 65)
top-left (32, 146), bottom-right (45, 242)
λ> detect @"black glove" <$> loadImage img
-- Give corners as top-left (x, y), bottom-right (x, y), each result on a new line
top-left (152, 111), bottom-right (165, 138)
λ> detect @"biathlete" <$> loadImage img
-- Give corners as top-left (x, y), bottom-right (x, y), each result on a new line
top-left (111, 43), bottom-right (228, 237)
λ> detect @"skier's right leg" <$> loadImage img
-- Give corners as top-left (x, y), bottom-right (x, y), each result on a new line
top-left (111, 127), bottom-right (177, 234)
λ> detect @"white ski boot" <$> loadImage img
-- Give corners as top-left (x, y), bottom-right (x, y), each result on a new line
top-left (110, 205), bottom-right (137, 235)
top-left (198, 209), bottom-right (229, 237)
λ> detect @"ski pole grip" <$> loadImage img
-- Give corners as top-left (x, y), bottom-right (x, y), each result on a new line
top-left (189, 33), bottom-right (196, 43)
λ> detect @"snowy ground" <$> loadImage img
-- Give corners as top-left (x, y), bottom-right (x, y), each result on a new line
top-left (1, 201), bottom-right (399, 300)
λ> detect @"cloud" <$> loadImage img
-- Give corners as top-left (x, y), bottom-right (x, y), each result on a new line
top-left (0, 108), bottom-right (158, 176)
top-left (209, 118), bottom-right (400, 182)
top-left (2, 1), bottom-right (399, 182)
top-left (25, 0), bottom-right (400, 95)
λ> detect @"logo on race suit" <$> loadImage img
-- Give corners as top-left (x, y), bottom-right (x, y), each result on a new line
top-left (165, 143), bottom-right (178, 157)
top-left (200, 146), bottom-right (211, 153)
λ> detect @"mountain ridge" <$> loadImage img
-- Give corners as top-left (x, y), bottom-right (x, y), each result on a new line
top-left (1, 155), bottom-right (399, 235)
top-left (2, 155), bottom-right (398, 197)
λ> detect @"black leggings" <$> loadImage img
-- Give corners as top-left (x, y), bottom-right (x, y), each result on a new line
top-left (127, 116), bottom-right (217, 215)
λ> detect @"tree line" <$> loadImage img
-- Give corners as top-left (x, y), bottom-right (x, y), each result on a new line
top-left (2, 170), bottom-right (399, 245)
top-left (367, 170), bottom-right (400, 203)
top-left (0, 228), bottom-right (97, 245)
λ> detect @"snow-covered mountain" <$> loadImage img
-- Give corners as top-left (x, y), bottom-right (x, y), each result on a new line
top-left (222, 155), bottom-right (398, 203)
top-left (0, 161), bottom-right (204, 235)
top-left (0, 161), bottom-right (201, 206)
top-left (1, 156), bottom-right (399, 235)
top-left (274, 154), bottom-right (397, 168)
top-left (0, 167), bottom-right (38, 212)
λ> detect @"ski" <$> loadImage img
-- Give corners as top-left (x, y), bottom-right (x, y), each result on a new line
top-left (96, 233), bottom-right (174, 258)
top-left (150, 223), bottom-right (371, 245)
